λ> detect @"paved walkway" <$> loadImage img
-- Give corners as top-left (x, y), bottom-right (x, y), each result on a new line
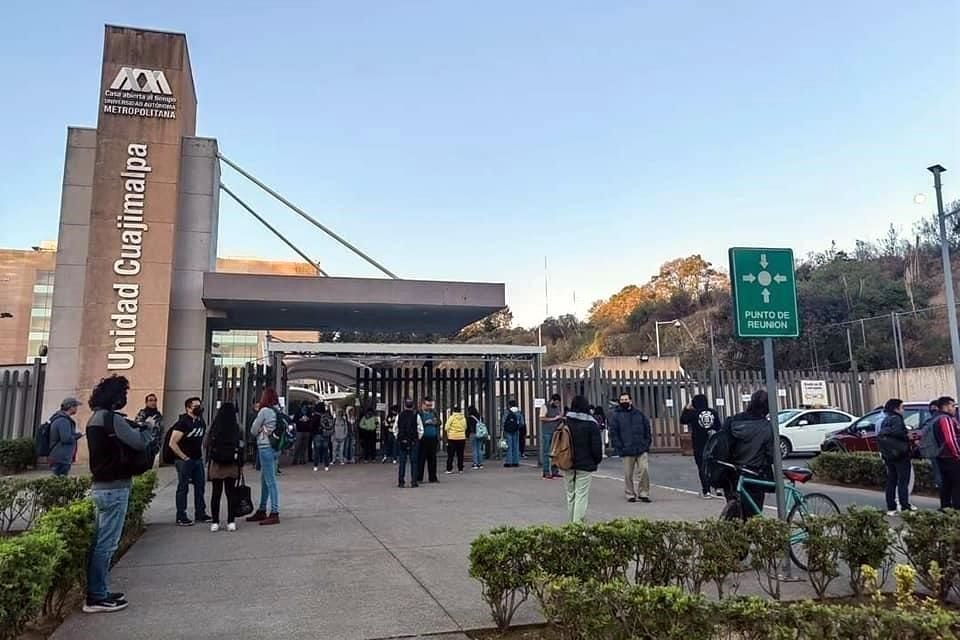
top-left (51, 455), bottom-right (829, 640)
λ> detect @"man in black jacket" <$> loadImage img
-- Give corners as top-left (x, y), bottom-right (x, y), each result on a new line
top-left (681, 394), bottom-right (722, 499)
top-left (878, 398), bottom-right (914, 515)
top-left (725, 390), bottom-right (773, 513)
top-left (396, 399), bottom-right (422, 488)
top-left (609, 392), bottom-right (653, 503)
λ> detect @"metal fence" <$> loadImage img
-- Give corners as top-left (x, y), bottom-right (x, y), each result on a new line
top-left (0, 361), bottom-right (45, 440)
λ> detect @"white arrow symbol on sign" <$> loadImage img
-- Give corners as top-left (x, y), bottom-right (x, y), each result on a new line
top-left (774, 274), bottom-right (787, 284)
top-left (742, 274), bottom-right (756, 283)
top-left (762, 288), bottom-right (771, 303)
top-left (759, 254), bottom-right (769, 269)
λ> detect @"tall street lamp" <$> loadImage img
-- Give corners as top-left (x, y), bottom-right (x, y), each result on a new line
top-left (929, 164), bottom-right (960, 396)
top-left (654, 319), bottom-right (697, 358)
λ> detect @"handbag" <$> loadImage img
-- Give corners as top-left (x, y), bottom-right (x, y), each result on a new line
top-left (232, 466), bottom-right (254, 518)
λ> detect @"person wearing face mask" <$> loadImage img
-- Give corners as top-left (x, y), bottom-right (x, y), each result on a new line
top-left (540, 394), bottom-right (564, 479)
top-left (502, 399), bottom-right (526, 468)
top-left (169, 396), bottom-right (211, 527)
top-left (609, 392), bottom-right (653, 503)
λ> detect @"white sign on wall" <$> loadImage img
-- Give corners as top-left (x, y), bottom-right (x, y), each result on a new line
top-left (103, 67), bottom-right (177, 119)
top-left (801, 380), bottom-right (829, 407)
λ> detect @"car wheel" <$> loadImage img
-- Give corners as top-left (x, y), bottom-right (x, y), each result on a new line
top-left (779, 437), bottom-right (792, 459)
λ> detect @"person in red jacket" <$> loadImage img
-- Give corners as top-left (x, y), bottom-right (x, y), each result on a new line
top-left (934, 396), bottom-right (960, 510)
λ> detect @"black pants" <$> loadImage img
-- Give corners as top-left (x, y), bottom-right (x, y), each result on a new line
top-left (210, 477), bottom-right (237, 524)
top-left (417, 437), bottom-right (439, 482)
top-left (884, 457), bottom-right (912, 511)
top-left (693, 441), bottom-right (710, 495)
top-left (939, 458), bottom-right (960, 510)
top-left (292, 432), bottom-right (312, 464)
top-left (446, 440), bottom-right (465, 472)
top-left (519, 425), bottom-right (526, 456)
top-left (360, 430), bottom-right (378, 461)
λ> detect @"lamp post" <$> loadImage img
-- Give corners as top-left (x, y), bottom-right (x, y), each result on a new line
top-left (929, 164), bottom-right (960, 396)
top-left (654, 319), bottom-right (696, 358)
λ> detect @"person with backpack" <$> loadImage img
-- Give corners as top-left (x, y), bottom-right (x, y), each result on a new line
top-left (560, 395), bottom-right (604, 523)
top-left (877, 398), bottom-right (915, 516)
top-left (333, 409), bottom-right (349, 464)
top-left (247, 388), bottom-right (282, 526)
top-left (84, 374), bottom-right (153, 613)
top-left (724, 390), bottom-right (774, 512)
top-left (444, 406), bottom-right (468, 474)
top-left (680, 394), bottom-right (722, 499)
top-left (206, 402), bottom-right (242, 532)
top-left (133, 393), bottom-right (164, 432)
top-left (541, 394), bottom-right (564, 479)
top-left (923, 399), bottom-right (943, 491)
top-left (396, 399), bottom-right (423, 487)
top-left (312, 403), bottom-right (334, 472)
top-left (609, 392), bottom-right (653, 503)
top-left (359, 409), bottom-right (379, 462)
top-left (502, 399), bottom-right (525, 468)
top-left (931, 396), bottom-right (960, 510)
top-left (467, 405), bottom-right (487, 470)
top-left (168, 397), bottom-right (211, 527)
top-left (292, 402), bottom-right (314, 465)
top-left (46, 397), bottom-right (83, 476)
top-left (417, 397), bottom-right (442, 483)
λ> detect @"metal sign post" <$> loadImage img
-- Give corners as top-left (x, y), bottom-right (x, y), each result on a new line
top-left (729, 247), bottom-right (799, 579)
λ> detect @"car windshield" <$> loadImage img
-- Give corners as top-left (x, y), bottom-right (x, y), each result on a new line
top-left (778, 410), bottom-right (802, 423)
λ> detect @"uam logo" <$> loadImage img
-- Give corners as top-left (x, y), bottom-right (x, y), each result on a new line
top-left (109, 67), bottom-right (173, 95)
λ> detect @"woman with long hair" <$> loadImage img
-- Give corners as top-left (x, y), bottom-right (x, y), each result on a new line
top-left (466, 405), bottom-right (486, 470)
top-left (247, 388), bottom-right (281, 525)
top-left (207, 402), bottom-right (242, 532)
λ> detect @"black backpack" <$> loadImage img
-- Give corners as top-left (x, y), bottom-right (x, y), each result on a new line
top-left (35, 421), bottom-right (53, 457)
top-left (161, 427), bottom-right (177, 464)
top-left (503, 411), bottom-right (520, 434)
top-left (702, 424), bottom-right (733, 486)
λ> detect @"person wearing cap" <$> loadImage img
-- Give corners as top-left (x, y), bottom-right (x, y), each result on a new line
top-left (49, 397), bottom-right (83, 476)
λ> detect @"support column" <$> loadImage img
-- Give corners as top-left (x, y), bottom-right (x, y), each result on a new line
top-left (534, 353), bottom-right (544, 465)
top-left (484, 360), bottom-right (498, 460)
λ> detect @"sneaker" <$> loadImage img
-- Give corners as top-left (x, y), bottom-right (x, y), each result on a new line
top-left (639, 497), bottom-right (652, 504)
top-left (108, 592), bottom-right (125, 602)
top-left (392, 459), bottom-right (397, 464)
top-left (210, 523), bottom-right (220, 533)
top-left (411, 482), bottom-right (419, 488)
top-left (313, 466), bottom-right (319, 472)
top-left (715, 490), bottom-right (725, 498)
top-left (552, 472), bottom-right (563, 479)
top-left (83, 598), bottom-right (129, 614)
top-left (226, 522), bottom-right (237, 532)
top-left (196, 515), bottom-right (213, 524)
top-left (472, 465), bottom-right (479, 470)
top-left (445, 470), bottom-right (454, 475)
top-left (398, 481), bottom-right (406, 488)
top-left (458, 470), bottom-right (464, 474)
top-left (478, 465), bottom-right (484, 469)
top-left (325, 466), bottom-right (330, 472)
top-left (906, 505), bottom-right (919, 511)
top-left (176, 518), bottom-right (194, 527)
top-left (259, 513), bottom-right (280, 526)
top-left (886, 510), bottom-right (899, 517)
top-left (627, 497), bottom-right (638, 503)
top-left (702, 493), bottom-right (715, 500)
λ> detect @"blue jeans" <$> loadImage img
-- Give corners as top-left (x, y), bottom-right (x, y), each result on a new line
top-left (258, 446), bottom-right (279, 513)
top-left (333, 438), bottom-right (346, 463)
top-left (541, 425), bottom-right (557, 475)
top-left (505, 431), bottom-right (520, 465)
top-left (312, 435), bottom-right (331, 467)
top-left (175, 458), bottom-right (207, 522)
top-left (344, 435), bottom-right (354, 462)
top-left (472, 436), bottom-right (486, 466)
top-left (51, 462), bottom-right (71, 476)
top-left (398, 442), bottom-right (419, 484)
top-left (87, 487), bottom-right (130, 601)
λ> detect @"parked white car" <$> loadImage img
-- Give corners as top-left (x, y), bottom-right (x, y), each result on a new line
top-left (777, 408), bottom-right (856, 458)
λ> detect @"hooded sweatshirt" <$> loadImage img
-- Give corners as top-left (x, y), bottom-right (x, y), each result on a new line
top-left (444, 412), bottom-right (467, 440)
top-left (681, 397), bottom-right (721, 448)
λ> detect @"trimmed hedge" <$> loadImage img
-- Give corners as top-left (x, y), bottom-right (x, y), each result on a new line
top-left (0, 471), bottom-right (157, 640)
top-left (0, 438), bottom-right (37, 474)
top-left (543, 579), bottom-right (959, 640)
top-left (897, 509), bottom-right (960, 601)
top-left (0, 475), bottom-right (91, 532)
top-left (811, 452), bottom-right (936, 492)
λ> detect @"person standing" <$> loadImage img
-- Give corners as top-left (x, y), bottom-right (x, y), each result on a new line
top-left (541, 394), bottom-right (564, 479)
top-left (933, 396), bottom-right (960, 510)
top-left (313, 403), bottom-right (334, 472)
top-left (417, 397), bottom-right (441, 483)
top-left (84, 374), bottom-right (151, 613)
top-left (878, 398), bottom-right (915, 516)
top-left (609, 392), bottom-right (653, 503)
top-left (247, 388), bottom-right (282, 526)
top-left (359, 410), bottom-right (379, 462)
top-left (292, 403), bottom-right (313, 465)
top-left (502, 400), bottom-right (525, 468)
top-left (134, 393), bottom-right (164, 432)
top-left (563, 395), bottom-right (604, 523)
top-left (206, 402), bottom-right (242, 532)
top-left (168, 397), bottom-right (210, 527)
top-left (48, 397), bottom-right (83, 476)
top-left (344, 409), bottom-right (358, 464)
top-left (725, 390), bottom-right (774, 513)
top-left (396, 399), bottom-right (422, 487)
top-left (925, 399), bottom-right (943, 491)
top-left (444, 406), bottom-right (467, 474)
top-left (467, 406), bottom-right (486, 470)
top-left (680, 394), bottom-right (722, 499)
top-left (333, 409), bottom-right (349, 464)
top-left (382, 407), bottom-right (398, 463)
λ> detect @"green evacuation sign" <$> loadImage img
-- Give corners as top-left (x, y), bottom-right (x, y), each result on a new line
top-left (728, 247), bottom-right (799, 339)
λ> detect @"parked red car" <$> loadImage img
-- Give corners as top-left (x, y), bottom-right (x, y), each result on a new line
top-left (820, 402), bottom-right (933, 453)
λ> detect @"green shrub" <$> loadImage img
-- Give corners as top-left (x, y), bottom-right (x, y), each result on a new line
top-left (811, 452), bottom-right (936, 492)
top-left (684, 519), bottom-right (750, 598)
top-left (834, 507), bottom-right (894, 597)
top-left (0, 475), bottom-right (90, 532)
top-left (469, 526), bottom-right (535, 630)
top-left (0, 438), bottom-right (37, 474)
top-left (744, 517), bottom-right (790, 600)
top-left (897, 509), bottom-right (960, 602)
top-left (0, 528), bottom-right (64, 640)
top-left (802, 515), bottom-right (843, 600)
top-left (124, 470), bottom-right (157, 540)
top-left (34, 499), bottom-right (95, 616)
top-left (0, 478), bottom-right (32, 532)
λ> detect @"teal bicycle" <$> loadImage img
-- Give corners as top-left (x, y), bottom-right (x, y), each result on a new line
top-left (717, 461), bottom-right (840, 570)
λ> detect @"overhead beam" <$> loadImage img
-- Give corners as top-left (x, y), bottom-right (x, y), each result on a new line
top-left (267, 342), bottom-right (546, 357)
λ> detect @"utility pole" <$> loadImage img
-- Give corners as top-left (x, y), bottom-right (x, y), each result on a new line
top-left (930, 164), bottom-right (960, 396)
top-left (846, 327), bottom-right (862, 414)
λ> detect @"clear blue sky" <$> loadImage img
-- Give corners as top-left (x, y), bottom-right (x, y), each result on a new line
top-left (1, 1), bottom-right (957, 326)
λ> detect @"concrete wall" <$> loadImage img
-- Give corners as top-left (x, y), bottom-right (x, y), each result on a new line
top-left (43, 127), bottom-right (96, 419)
top-left (162, 137), bottom-right (219, 418)
top-left (867, 364), bottom-right (957, 408)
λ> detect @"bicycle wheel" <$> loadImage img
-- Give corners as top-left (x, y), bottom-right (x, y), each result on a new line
top-left (788, 492), bottom-right (841, 571)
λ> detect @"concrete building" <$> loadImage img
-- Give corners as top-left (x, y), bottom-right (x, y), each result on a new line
top-left (38, 25), bottom-right (505, 449)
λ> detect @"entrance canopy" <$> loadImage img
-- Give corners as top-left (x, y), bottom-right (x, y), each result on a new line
top-left (268, 341), bottom-right (546, 361)
top-left (202, 273), bottom-right (505, 334)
